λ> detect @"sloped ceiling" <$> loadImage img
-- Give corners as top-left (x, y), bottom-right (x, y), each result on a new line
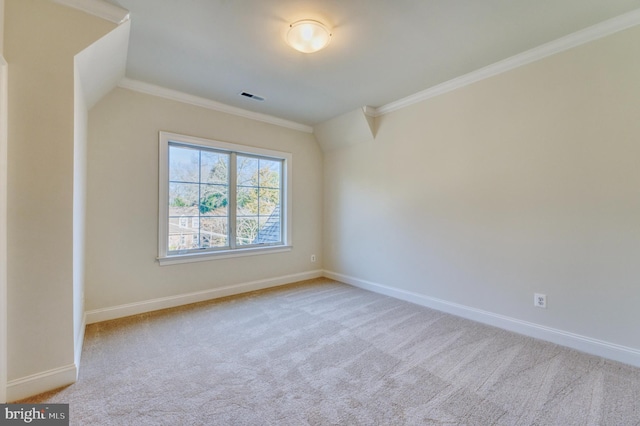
top-left (75, 20), bottom-right (130, 109)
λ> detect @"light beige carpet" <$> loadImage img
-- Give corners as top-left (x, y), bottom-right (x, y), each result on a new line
top-left (21, 278), bottom-right (640, 425)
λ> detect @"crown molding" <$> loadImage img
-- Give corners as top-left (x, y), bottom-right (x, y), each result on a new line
top-left (52, 0), bottom-right (130, 24)
top-left (362, 106), bottom-right (377, 117)
top-left (375, 7), bottom-right (640, 117)
top-left (118, 78), bottom-right (314, 133)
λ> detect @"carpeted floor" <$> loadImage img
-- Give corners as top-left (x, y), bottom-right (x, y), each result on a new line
top-left (21, 278), bottom-right (640, 425)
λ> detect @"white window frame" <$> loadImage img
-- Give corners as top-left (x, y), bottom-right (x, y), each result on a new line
top-left (158, 131), bottom-right (292, 265)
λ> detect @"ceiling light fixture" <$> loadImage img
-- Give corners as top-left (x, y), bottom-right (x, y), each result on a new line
top-left (286, 20), bottom-right (332, 53)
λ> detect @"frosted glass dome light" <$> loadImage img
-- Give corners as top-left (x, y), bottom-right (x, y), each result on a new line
top-left (287, 20), bottom-right (332, 53)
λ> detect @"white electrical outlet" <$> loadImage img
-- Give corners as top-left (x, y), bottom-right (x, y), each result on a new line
top-left (534, 293), bottom-right (547, 309)
top-left (311, 254), bottom-right (316, 262)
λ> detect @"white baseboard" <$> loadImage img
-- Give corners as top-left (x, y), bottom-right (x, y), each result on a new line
top-left (7, 364), bottom-right (77, 402)
top-left (323, 270), bottom-right (640, 368)
top-left (86, 270), bottom-right (323, 324)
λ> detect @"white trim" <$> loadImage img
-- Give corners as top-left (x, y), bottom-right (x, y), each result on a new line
top-left (85, 270), bottom-right (323, 324)
top-left (362, 106), bottom-right (377, 117)
top-left (374, 7), bottom-right (640, 116)
top-left (6, 364), bottom-right (77, 402)
top-left (51, 0), bottom-right (129, 24)
top-left (324, 270), bottom-right (640, 369)
top-left (0, 57), bottom-right (8, 403)
top-left (158, 246), bottom-right (293, 266)
top-left (119, 78), bottom-right (314, 134)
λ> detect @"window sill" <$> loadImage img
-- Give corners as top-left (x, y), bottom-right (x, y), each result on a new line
top-left (157, 245), bottom-right (292, 266)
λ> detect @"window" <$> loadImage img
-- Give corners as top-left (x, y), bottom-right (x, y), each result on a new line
top-left (158, 132), bottom-right (292, 265)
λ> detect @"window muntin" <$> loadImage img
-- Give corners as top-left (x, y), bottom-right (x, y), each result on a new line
top-left (159, 132), bottom-right (291, 264)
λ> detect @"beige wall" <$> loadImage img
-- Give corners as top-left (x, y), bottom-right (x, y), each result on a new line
top-left (85, 88), bottom-right (323, 310)
top-left (0, 0), bottom-right (4, 55)
top-left (324, 25), bottom-right (640, 351)
top-left (4, 0), bottom-right (113, 385)
top-left (0, 0), bottom-right (7, 403)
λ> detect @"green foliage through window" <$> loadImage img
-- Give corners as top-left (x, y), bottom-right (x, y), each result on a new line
top-left (166, 141), bottom-right (284, 253)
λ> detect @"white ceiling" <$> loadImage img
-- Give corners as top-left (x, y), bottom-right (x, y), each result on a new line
top-left (104, 0), bottom-right (640, 126)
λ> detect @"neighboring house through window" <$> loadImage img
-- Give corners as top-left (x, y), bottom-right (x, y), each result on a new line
top-left (158, 132), bottom-right (292, 265)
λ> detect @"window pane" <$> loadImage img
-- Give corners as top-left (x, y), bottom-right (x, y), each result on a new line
top-left (200, 217), bottom-right (228, 248)
top-left (201, 151), bottom-right (229, 184)
top-left (259, 188), bottom-right (279, 215)
top-left (237, 156), bottom-right (259, 186)
top-left (236, 217), bottom-right (259, 246)
top-left (169, 145), bottom-right (199, 183)
top-left (258, 159), bottom-right (281, 189)
top-left (236, 157), bottom-right (282, 246)
top-left (237, 187), bottom-right (258, 216)
top-left (169, 182), bottom-right (198, 216)
top-left (168, 217), bottom-right (199, 251)
top-left (199, 184), bottom-right (228, 216)
top-left (256, 214), bottom-right (281, 244)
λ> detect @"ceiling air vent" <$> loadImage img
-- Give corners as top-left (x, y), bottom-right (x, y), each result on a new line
top-left (240, 91), bottom-right (265, 102)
